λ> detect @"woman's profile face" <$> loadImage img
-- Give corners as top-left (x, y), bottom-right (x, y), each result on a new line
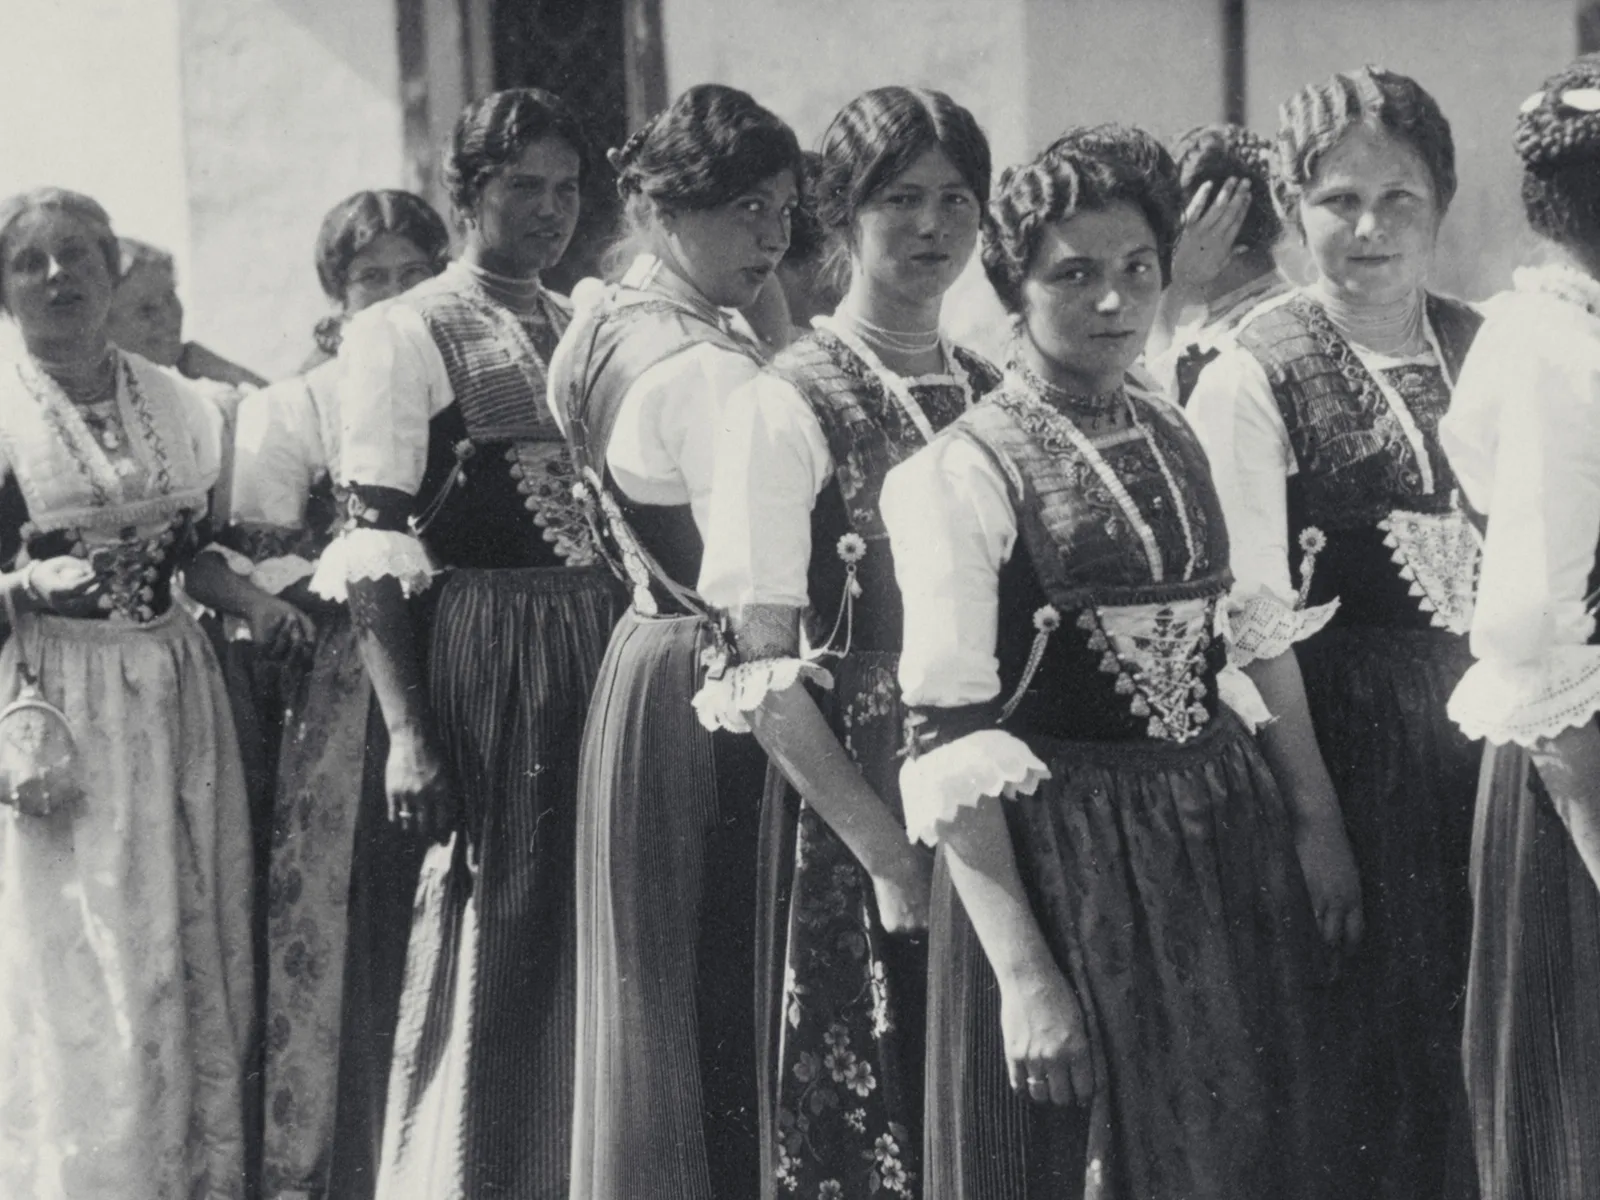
top-left (1019, 200), bottom-right (1163, 389)
top-left (342, 233), bottom-right (437, 314)
top-left (660, 167), bottom-right (797, 309)
top-left (2, 208), bottom-right (117, 351)
top-left (467, 133), bottom-right (582, 276)
top-left (1298, 123), bottom-right (1441, 306)
top-left (851, 145), bottom-right (979, 307)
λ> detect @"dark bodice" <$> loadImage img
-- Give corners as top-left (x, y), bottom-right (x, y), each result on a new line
top-left (1236, 293), bottom-right (1483, 631)
top-left (914, 380), bottom-right (1233, 750)
top-left (771, 331), bottom-right (1001, 654)
top-left (555, 292), bottom-right (762, 615)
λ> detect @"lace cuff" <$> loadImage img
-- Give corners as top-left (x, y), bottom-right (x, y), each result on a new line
top-left (252, 554), bottom-right (317, 597)
top-left (899, 729), bottom-right (1051, 846)
top-left (1224, 587), bottom-right (1339, 667)
top-left (1448, 647), bottom-right (1600, 746)
top-left (1216, 663), bottom-right (1274, 732)
top-left (310, 528), bottom-right (435, 602)
top-left (691, 657), bottom-right (835, 734)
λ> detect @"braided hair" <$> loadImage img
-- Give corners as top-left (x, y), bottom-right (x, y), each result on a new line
top-left (1272, 66), bottom-right (1455, 229)
top-left (608, 84), bottom-right (801, 219)
top-left (1173, 124), bottom-right (1282, 250)
top-left (444, 88), bottom-right (592, 219)
top-left (1514, 54), bottom-right (1600, 245)
top-left (982, 125), bottom-right (1182, 313)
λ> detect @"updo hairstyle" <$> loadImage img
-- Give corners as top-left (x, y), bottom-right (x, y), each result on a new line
top-left (1272, 66), bottom-right (1456, 229)
top-left (313, 190), bottom-right (450, 301)
top-left (982, 124), bottom-right (1182, 313)
top-left (0, 188), bottom-right (120, 305)
top-left (1514, 54), bottom-right (1600, 245)
top-left (1173, 124), bottom-right (1282, 250)
top-left (609, 83), bottom-right (802, 230)
top-left (444, 88), bottom-right (593, 220)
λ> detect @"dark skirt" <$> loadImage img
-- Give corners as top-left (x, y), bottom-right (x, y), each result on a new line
top-left (757, 650), bottom-right (929, 1200)
top-left (924, 713), bottom-right (1326, 1200)
top-left (1463, 738), bottom-right (1600, 1200)
top-left (1297, 626), bottom-right (1480, 1199)
top-left (378, 565), bottom-right (618, 1200)
top-left (570, 608), bottom-right (766, 1200)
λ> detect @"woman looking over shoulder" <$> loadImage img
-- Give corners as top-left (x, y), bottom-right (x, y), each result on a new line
top-left (1186, 65), bottom-right (1481, 1198)
top-left (228, 187), bottom-right (450, 1200)
top-left (695, 85), bottom-right (1000, 1200)
top-left (0, 188), bottom-right (254, 1200)
top-left (882, 126), bottom-right (1331, 1200)
top-left (548, 83), bottom-right (800, 1200)
top-left (326, 88), bottom-right (618, 1200)
top-left (1442, 54), bottom-right (1600, 1199)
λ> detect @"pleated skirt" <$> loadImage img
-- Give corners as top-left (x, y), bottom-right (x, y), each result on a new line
top-left (924, 713), bottom-right (1326, 1200)
top-left (1296, 625), bottom-right (1480, 1199)
top-left (0, 607), bottom-right (255, 1200)
top-left (570, 608), bottom-right (767, 1200)
top-left (378, 565), bottom-right (617, 1200)
top-left (757, 650), bottom-right (929, 1200)
top-left (1462, 738), bottom-right (1600, 1200)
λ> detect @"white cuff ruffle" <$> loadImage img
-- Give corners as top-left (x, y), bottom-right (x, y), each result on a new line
top-left (251, 554), bottom-right (317, 597)
top-left (1216, 663), bottom-right (1275, 732)
top-left (310, 528), bottom-right (436, 602)
top-left (1224, 587), bottom-right (1339, 667)
top-left (691, 657), bottom-right (835, 734)
top-left (899, 729), bottom-right (1051, 846)
top-left (1448, 647), bottom-right (1600, 746)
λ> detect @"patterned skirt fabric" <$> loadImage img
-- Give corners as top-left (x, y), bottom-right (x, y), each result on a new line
top-left (0, 607), bottom-right (255, 1200)
top-left (924, 714), bottom-right (1326, 1200)
top-left (377, 566), bottom-right (617, 1200)
top-left (570, 608), bottom-right (767, 1200)
top-left (1296, 626), bottom-right (1480, 1200)
top-left (1463, 739), bottom-right (1600, 1200)
top-left (758, 650), bottom-right (927, 1200)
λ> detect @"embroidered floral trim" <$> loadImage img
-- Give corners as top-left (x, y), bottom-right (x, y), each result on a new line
top-left (1076, 600), bottom-right (1216, 742)
top-left (507, 442), bottom-right (599, 567)
top-left (67, 516), bottom-right (189, 624)
top-left (691, 657), bottom-right (836, 734)
top-left (1378, 505), bottom-right (1481, 636)
top-left (310, 528), bottom-right (435, 601)
top-left (1225, 588), bottom-right (1340, 666)
top-left (898, 729), bottom-right (1051, 845)
top-left (1448, 647), bottom-right (1600, 746)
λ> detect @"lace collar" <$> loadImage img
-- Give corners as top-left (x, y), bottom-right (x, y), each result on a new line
top-left (1513, 262), bottom-right (1600, 318)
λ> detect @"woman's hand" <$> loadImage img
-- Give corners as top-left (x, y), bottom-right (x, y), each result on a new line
top-left (246, 593), bottom-right (317, 662)
top-left (999, 962), bottom-right (1096, 1107)
top-left (1293, 808), bottom-right (1365, 954)
top-left (17, 556), bottom-right (102, 618)
top-left (385, 724), bottom-right (458, 843)
top-left (871, 845), bottom-right (934, 935)
top-left (1169, 178), bottom-right (1253, 298)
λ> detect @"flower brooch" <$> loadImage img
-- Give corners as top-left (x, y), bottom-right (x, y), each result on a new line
top-left (1295, 526), bottom-right (1326, 608)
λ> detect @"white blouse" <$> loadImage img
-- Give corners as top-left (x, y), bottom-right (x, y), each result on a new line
top-left (547, 258), bottom-right (764, 538)
top-left (1444, 266), bottom-right (1600, 746)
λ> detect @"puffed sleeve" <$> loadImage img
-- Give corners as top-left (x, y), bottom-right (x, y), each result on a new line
top-left (312, 301), bottom-right (452, 600)
top-left (164, 367), bottom-right (228, 495)
top-left (1186, 345), bottom-right (1338, 665)
top-left (228, 374), bottom-right (327, 594)
top-left (882, 432), bottom-right (1049, 846)
top-left (1447, 308), bottom-right (1600, 745)
top-left (692, 370), bottom-right (835, 733)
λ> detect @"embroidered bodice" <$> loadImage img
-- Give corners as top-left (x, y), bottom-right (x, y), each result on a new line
top-left (0, 351), bottom-right (222, 622)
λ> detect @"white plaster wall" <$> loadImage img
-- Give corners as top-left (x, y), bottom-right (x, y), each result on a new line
top-left (176, 0), bottom-right (407, 378)
top-left (1249, 0), bottom-right (1575, 301)
top-left (0, 0), bottom-right (192, 294)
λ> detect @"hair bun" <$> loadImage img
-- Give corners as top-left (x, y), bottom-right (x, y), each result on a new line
top-left (1515, 59), bottom-right (1600, 170)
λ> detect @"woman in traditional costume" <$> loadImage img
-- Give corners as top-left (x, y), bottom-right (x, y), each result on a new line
top-left (1442, 54), bottom-right (1600, 1200)
top-left (1186, 66), bottom-right (1483, 1198)
top-left (549, 83), bottom-right (801, 1200)
top-left (883, 125), bottom-right (1336, 1200)
top-left (0, 187), bottom-right (255, 1200)
top-left (325, 89), bottom-right (617, 1200)
top-left (695, 86), bottom-right (1000, 1200)
top-left (228, 188), bottom-right (450, 1200)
